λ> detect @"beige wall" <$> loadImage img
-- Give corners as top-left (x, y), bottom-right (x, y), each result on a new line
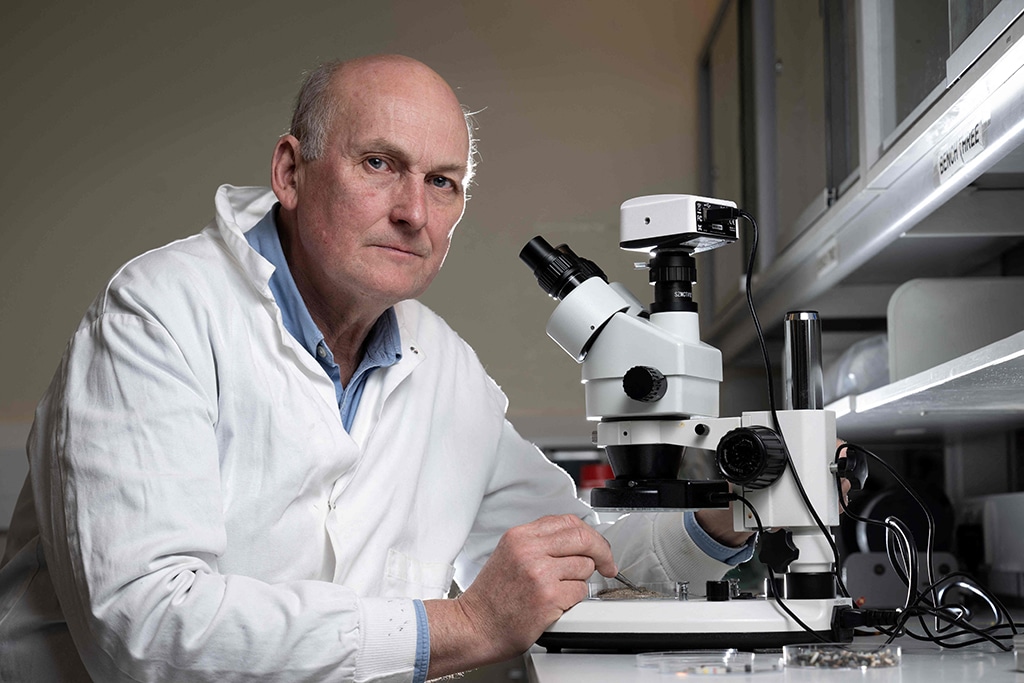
top-left (0, 1), bottom-right (719, 442)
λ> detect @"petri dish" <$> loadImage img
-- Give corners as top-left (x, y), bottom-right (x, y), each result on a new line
top-left (636, 649), bottom-right (782, 675)
top-left (588, 580), bottom-right (687, 600)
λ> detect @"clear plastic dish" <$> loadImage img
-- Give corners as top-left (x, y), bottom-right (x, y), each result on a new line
top-left (587, 580), bottom-right (687, 600)
top-left (636, 649), bottom-right (781, 675)
top-left (783, 643), bottom-right (901, 669)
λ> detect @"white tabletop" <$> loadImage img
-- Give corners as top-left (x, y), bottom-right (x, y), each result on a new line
top-left (527, 639), bottom-right (1023, 682)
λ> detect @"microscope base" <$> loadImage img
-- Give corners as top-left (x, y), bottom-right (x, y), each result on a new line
top-left (537, 596), bottom-right (853, 652)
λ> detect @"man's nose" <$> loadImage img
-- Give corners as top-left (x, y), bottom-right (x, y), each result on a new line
top-left (391, 176), bottom-right (429, 230)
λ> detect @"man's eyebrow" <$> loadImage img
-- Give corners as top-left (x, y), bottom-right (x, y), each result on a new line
top-left (361, 138), bottom-right (467, 177)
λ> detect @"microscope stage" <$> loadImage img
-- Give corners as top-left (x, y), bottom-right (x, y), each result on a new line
top-left (538, 596), bottom-right (852, 652)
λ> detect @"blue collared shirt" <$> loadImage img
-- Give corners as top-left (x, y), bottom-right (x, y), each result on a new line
top-left (244, 208), bottom-right (402, 432)
top-left (245, 209), bottom-right (428, 682)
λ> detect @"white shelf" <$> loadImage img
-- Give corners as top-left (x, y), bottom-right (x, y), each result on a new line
top-left (828, 330), bottom-right (1024, 440)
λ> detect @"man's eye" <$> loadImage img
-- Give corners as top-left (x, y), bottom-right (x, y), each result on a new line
top-left (431, 176), bottom-right (455, 190)
top-left (366, 157), bottom-right (388, 171)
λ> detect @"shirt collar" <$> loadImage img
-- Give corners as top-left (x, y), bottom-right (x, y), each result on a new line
top-left (244, 206), bottom-right (402, 373)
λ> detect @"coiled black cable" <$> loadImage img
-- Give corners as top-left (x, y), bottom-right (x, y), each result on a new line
top-left (837, 441), bottom-right (1023, 651)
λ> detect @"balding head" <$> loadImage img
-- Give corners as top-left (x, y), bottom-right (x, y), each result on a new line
top-left (289, 55), bottom-right (477, 187)
top-left (269, 53), bottom-right (474, 327)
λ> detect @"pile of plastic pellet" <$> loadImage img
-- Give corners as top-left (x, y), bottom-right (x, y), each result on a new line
top-left (790, 648), bottom-right (899, 669)
top-left (594, 586), bottom-right (664, 600)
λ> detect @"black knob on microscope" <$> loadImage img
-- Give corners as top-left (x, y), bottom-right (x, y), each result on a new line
top-left (835, 445), bottom-right (869, 492)
top-left (715, 426), bottom-right (787, 489)
top-left (706, 580), bottom-right (731, 602)
top-left (622, 366), bottom-right (668, 403)
top-left (758, 529), bottom-right (800, 574)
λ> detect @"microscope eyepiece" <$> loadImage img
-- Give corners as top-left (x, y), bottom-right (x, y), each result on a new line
top-left (520, 236), bottom-right (608, 301)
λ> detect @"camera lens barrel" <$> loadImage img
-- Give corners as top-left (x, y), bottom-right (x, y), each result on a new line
top-left (649, 249), bottom-right (698, 314)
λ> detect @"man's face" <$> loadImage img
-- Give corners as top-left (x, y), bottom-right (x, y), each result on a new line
top-left (280, 63), bottom-right (470, 314)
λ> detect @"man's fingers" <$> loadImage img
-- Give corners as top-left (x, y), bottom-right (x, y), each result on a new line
top-left (552, 527), bottom-right (617, 577)
top-left (546, 553), bottom-right (596, 582)
top-left (521, 513), bottom-right (590, 536)
top-left (515, 515), bottom-right (619, 577)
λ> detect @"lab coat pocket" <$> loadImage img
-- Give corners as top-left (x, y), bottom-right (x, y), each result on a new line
top-left (384, 548), bottom-right (456, 600)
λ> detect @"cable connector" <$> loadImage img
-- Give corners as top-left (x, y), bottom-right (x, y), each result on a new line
top-left (706, 207), bottom-right (743, 223)
top-left (838, 607), bottom-right (901, 629)
top-left (708, 491), bottom-right (739, 505)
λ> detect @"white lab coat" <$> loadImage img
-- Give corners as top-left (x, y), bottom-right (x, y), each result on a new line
top-left (0, 185), bottom-right (732, 682)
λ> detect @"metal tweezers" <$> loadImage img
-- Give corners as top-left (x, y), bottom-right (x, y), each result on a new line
top-left (614, 572), bottom-right (642, 591)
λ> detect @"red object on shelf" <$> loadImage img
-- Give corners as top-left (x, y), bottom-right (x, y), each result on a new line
top-left (579, 463), bottom-right (614, 489)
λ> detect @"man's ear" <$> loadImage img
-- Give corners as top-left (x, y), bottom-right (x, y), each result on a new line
top-left (271, 135), bottom-right (302, 210)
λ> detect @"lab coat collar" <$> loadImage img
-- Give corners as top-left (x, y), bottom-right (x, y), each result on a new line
top-left (212, 184), bottom-right (278, 298)
top-left (211, 184), bottom-right (427, 412)
top-left (210, 185), bottom-right (342, 411)
top-left (385, 304), bottom-right (424, 395)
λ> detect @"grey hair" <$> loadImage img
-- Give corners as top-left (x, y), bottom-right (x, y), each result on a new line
top-left (289, 61), bottom-right (341, 163)
top-left (288, 61), bottom-right (479, 189)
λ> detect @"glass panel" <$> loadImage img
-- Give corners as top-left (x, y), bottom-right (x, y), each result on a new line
top-left (948, 0), bottom-right (1024, 84)
top-left (880, 0), bottom-right (950, 145)
top-left (708, 1), bottom-right (743, 205)
top-left (951, 0), bottom-right (1003, 51)
top-left (774, 0), bottom-right (827, 248)
top-left (700, 0), bottom-right (746, 319)
top-left (824, 0), bottom-right (860, 195)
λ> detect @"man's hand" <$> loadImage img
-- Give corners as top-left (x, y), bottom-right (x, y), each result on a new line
top-left (424, 514), bottom-right (617, 678)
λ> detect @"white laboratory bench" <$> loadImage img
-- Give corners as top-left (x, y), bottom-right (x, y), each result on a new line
top-left (526, 637), bottom-right (1024, 682)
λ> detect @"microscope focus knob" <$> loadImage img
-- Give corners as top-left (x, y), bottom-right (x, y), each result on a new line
top-left (715, 426), bottom-right (787, 489)
top-left (622, 366), bottom-right (668, 402)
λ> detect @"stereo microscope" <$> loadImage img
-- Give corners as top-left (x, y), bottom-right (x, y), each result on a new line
top-left (520, 194), bottom-right (855, 651)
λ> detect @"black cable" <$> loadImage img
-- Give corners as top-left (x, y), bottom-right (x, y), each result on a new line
top-left (731, 493), bottom-right (835, 643)
top-left (732, 208), bottom-right (850, 600)
top-left (728, 212), bottom-right (1020, 652)
top-left (715, 208), bottom-right (1018, 651)
top-left (833, 473), bottom-right (916, 610)
top-left (898, 570), bottom-right (1022, 649)
top-left (903, 602), bottom-right (1014, 650)
top-left (839, 444), bottom-right (942, 634)
top-left (837, 441), bottom-right (1023, 652)
top-left (884, 516), bottom-right (919, 610)
top-left (837, 443), bottom-right (938, 610)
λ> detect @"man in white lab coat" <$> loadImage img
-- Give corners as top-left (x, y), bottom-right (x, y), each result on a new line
top-left (0, 55), bottom-right (752, 682)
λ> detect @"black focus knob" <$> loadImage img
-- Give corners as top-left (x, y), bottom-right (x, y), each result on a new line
top-left (622, 366), bottom-right (668, 402)
top-left (715, 426), bottom-right (787, 489)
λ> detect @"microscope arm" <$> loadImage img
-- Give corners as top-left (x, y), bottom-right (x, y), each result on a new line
top-left (596, 417), bottom-right (742, 452)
